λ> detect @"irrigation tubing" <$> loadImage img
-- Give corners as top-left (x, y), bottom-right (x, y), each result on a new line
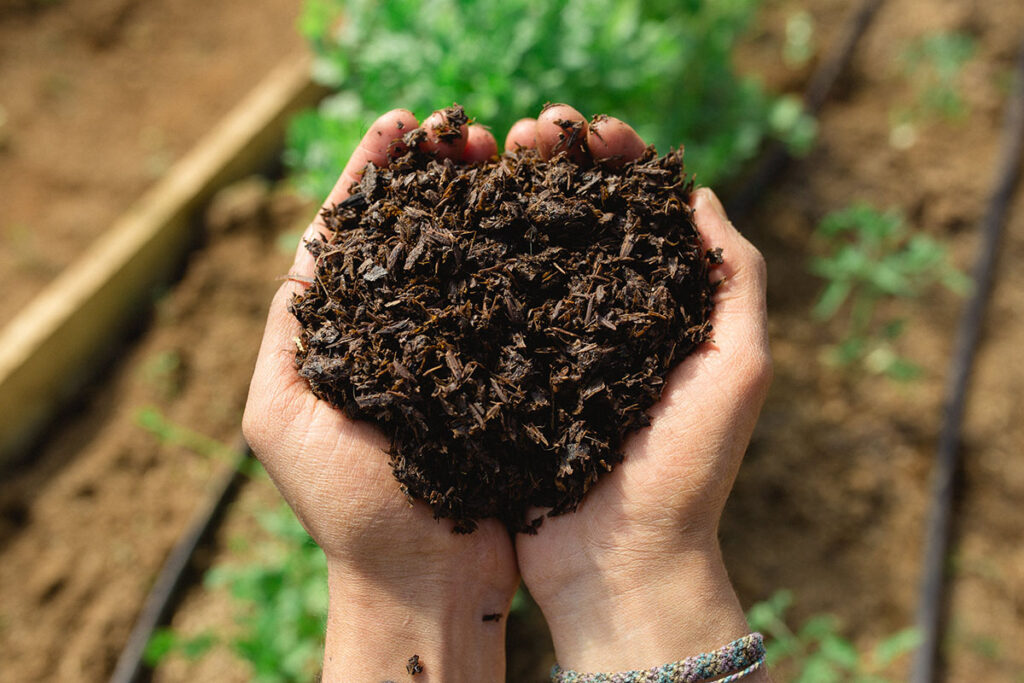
top-left (107, 4), bottom-right (888, 679)
top-left (727, 0), bottom-right (885, 220)
top-left (109, 438), bottom-right (250, 683)
top-left (911, 36), bottom-right (1024, 683)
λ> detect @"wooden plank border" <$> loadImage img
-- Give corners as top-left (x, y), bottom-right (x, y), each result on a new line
top-left (0, 52), bottom-right (326, 464)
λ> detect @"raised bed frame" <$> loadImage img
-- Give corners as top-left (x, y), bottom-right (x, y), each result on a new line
top-left (0, 52), bottom-right (325, 465)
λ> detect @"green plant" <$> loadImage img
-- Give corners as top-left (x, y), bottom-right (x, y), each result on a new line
top-left (783, 10), bottom-right (815, 68)
top-left (890, 31), bottom-right (976, 147)
top-left (135, 406), bottom-right (241, 462)
top-left (145, 502), bottom-right (329, 682)
top-left (144, 629), bottom-right (216, 666)
top-left (287, 0), bottom-right (815, 197)
top-left (809, 203), bottom-right (967, 379)
top-left (138, 350), bottom-right (184, 399)
top-left (208, 505), bottom-right (329, 682)
top-left (902, 31), bottom-right (976, 120)
top-left (747, 590), bottom-right (921, 682)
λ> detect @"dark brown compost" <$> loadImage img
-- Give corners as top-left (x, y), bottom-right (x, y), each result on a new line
top-left (291, 110), bottom-right (717, 532)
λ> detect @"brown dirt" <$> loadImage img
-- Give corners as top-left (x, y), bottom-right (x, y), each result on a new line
top-left (724, 0), bottom-right (1024, 680)
top-left (1, 0), bottom-right (1023, 682)
top-left (0, 182), bottom-right (311, 680)
top-left (0, 0), bottom-right (303, 326)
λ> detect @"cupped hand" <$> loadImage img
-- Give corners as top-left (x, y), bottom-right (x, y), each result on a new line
top-left (512, 105), bottom-right (773, 674)
top-left (242, 107), bottom-right (514, 682)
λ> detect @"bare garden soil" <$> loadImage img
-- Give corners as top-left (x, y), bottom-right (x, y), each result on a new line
top-left (1, 0), bottom-right (1023, 681)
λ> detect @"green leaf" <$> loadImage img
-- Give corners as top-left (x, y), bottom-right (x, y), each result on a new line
top-left (871, 627), bottom-right (922, 667)
top-left (810, 202), bottom-right (966, 381)
top-left (287, 0), bottom-right (797, 197)
top-left (819, 633), bottom-right (860, 670)
top-left (797, 655), bottom-right (841, 683)
top-left (143, 628), bottom-right (179, 666)
top-left (181, 632), bottom-right (217, 660)
top-left (813, 280), bottom-right (853, 320)
top-left (799, 614), bottom-right (839, 642)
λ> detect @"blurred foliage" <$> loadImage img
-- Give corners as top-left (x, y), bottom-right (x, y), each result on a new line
top-left (138, 349), bottom-right (184, 400)
top-left (286, 0), bottom-right (815, 197)
top-left (783, 10), bottom-right (815, 68)
top-left (748, 590), bottom-right (921, 682)
top-left (146, 503), bottom-right (328, 682)
top-left (135, 406), bottom-right (241, 462)
top-left (810, 203), bottom-right (968, 379)
top-left (890, 31), bottom-right (976, 148)
top-left (206, 504), bottom-right (328, 682)
top-left (901, 31), bottom-right (977, 120)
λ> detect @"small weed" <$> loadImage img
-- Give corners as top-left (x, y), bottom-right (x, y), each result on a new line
top-left (748, 590), bottom-right (920, 682)
top-left (890, 31), bottom-right (976, 147)
top-left (205, 505), bottom-right (328, 682)
top-left (134, 406), bottom-right (240, 462)
top-left (138, 350), bottom-right (184, 400)
top-left (145, 503), bottom-right (328, 682)
top-left (143, 629), bottom-right (216, 666)
top-left (810, 203), bottom-right (967, 379)
top-left (783, 10), bottom-right (815, 68)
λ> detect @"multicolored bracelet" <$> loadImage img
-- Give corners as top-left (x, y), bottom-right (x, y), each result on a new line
top-left (550, 632), bottom-right (766, 683)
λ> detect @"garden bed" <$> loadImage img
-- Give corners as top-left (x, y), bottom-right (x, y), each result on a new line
top-left (1, 0), bottom-right (1023, 681)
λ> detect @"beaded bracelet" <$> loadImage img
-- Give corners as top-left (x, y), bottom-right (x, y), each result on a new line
top-left (550, 632), bottom-right (766, 683)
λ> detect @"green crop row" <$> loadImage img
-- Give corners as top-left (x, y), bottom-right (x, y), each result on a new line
top-left (285, 0), bottom-right (815, 197)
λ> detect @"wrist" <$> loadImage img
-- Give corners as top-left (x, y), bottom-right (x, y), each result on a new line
top-left (534, 545), bottom-right (769, 680)
top-left (322, 560), bottom-right (512, 682)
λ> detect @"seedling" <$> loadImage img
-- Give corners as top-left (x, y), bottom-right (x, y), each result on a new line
top-left (810, 203), bottom-right (967, 379)
top-left (747, 590), bottom-right (921, 682)
top-left (890, 31), bottom-right (976, 147)
top-left (135, 406), bottom-right (241, 462)
top-left (784, 11), bottom-right (815, 68)
top-left (145, 503), bottom-right (328, 683)
top-left (138, 350), bottom-right (184, 400)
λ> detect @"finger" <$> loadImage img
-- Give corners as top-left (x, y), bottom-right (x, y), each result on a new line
top-left (325, 108), bottom-right (419, 209)
top-left (587, 115), bottom-right (647, 167)
top-left (462, 124), bottom-right (498, 163)
top-left (299, 109), bottom-right (420, 280)
top-left (536, 103), bottom-right (588, 162)
top-left (689, 187), bottom-right (770, 385)
top-left (504, 117), bottom-right (537, 152)
top-left (251, 108), bottom-right (420, 437)
top-left (421, 106), bottom-right (469, 160)
top-left (243, 280), bottom-right (311, 429)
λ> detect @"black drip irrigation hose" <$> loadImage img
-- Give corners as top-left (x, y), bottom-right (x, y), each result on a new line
top-left (109, 438), bottom-right (250, 683)
top-left (911, 36), bottom-right (1024, 683)
top-left (727, 0), bottom-right (885, 221)
top-left (106, 5), bottom-right (889, 680)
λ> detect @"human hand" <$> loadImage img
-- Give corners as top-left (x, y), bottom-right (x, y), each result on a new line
top-left (512, 105), bottom-right (773, 676)
top-left (242, 108), bottom-right (518, 682)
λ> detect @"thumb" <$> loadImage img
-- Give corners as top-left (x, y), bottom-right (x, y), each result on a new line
top-left (685, 188), bottom-right (772, 403)
top-left (691, 188), bottom-right (769, 360)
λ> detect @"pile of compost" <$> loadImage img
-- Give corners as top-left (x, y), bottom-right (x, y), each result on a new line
top-left (292, 109), bottom-right (717, 532)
